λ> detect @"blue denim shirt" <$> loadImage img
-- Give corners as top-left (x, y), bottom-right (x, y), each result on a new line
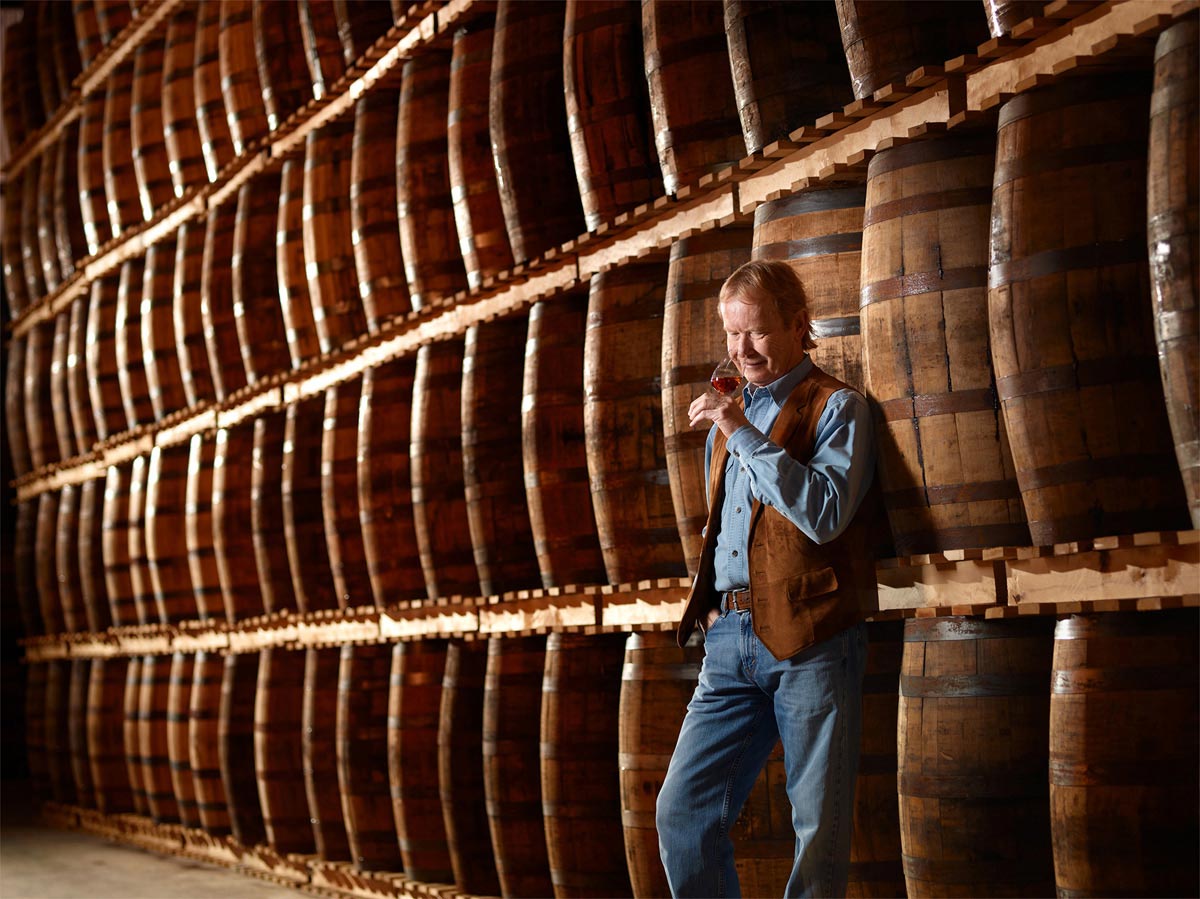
top-left (708, 356), bottom-right (876, 594)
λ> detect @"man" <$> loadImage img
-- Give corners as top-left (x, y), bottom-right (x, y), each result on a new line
top-left (656, 259), bottom-right (884, 898)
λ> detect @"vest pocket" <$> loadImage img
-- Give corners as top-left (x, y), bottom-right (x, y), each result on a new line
top-left (785, 566), bottom-right (839, 603)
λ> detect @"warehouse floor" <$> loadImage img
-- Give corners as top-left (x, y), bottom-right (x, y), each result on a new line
top-left (1, 785), bottom-right (299, 899)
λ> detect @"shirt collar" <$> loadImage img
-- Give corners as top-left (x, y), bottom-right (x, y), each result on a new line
top-left (741, 355), bottom-right (813, 409)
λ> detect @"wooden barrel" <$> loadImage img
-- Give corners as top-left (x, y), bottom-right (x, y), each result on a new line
top-left (1, 23), bottom-right (27, 151)
top-left (253, 0), bottom-right (312, 131)
top-left (167, 651), bottom-right (200, 828)
top-left (88, 656), bottom-right (135, 815)
top-left (122, 656), bottom-right (149, 815)
top-left (990, 74), bottom-right (1189, 544)
top-left (233, 172), bottom-right (289, 383)
top-left (350, 89), bottom-right (410, 330)
top-left (26, 320), bottom-right (59, 470)
top-left (254, 647), bottom-right (315, 854)
top-left (73, 0), bottom-right (104, 69)
top-left (194, 0), bottom-right (234, 182)
top-left (447, 15), bottom-right (513, 288)
top-left (162, 5), bottom-right (207, 197)
top-left (304, 646), bottom-right (352, 860)
top-left (53, 122), bottom-right (88, 279)
top-left (185, 432), bottom-right (226, 623)
top-left (284, 397), bottom-right (340, 613)
top-left (103, 62), bottom-right (141, 234)
top-left (298, 0), bottom-right (344, 100)
top-left (411, 340), bottom-right (480, 601)
top-left (86, 273), bottom-right (127, 439)
top-left (357, 359), bottom-right (424, 608)
top-left (13, 11), bottom-right (44, 133)
top-left (397, 50), bottom-right (466, 309)
top-left (522, 295), bottom-right (607, 589)
top-left (5, 339), bottom-right (30, 477)
top-left (333, 0), bottom-right (393, 65)
top-left (563, 0), bottom-right (661, 231)
top-left (55, 484), bottom-right (88, 633)
top-left (898, 617), bottom-right (1055, 897)
top-left (51, 311), bottom-right (77, 460)
top-left (213, 423), bottom-right (265, 623)
top-left (102, 464), bottom-right (139, 627)
top-left (483, 636), bottom-right (552, 897)
top-left (490, 0), bottom-right (585, 264)
top-left (724, 0), bottom-right (851, 155)
top-left (115, 256), bottom-right (154, 429)
top-left (982, 0), bottom-right (1044, 39)
top-left (95, 0), bottom-right (132, 46)
top-left (834, 0), bottom-right (988, 101)
top-left (69, 658), bottom-right (96, 809)
top-left (127, 457), bottom-right (152, 626)
top-left (2, 178), bottom-right (28, 320)
top-left (15, 502), bottom-right (41, 639)
top-left (728, 740), bottom-right (792, 894)
top-left (34, 4), bottom-right (62, 122)
top-left (190, 650), bottom-right (231, 835)
top-left (221, 652), bottom-right (266, 846)
top-left (79, 477), bottom-right (113, 634)
top-left (861, 134), bottom-right (1029, 555)
top-left (337, 643), bottom-right (403, 871)
top-left (142, 237), bottom-right (187, 420)
top-left (662, 226), bottom-right (753, 574)
top-left (462, 317), bottom-right (541, 595)
top-left (303, 120), bottom-right (365, 353)
top-left (1148, 21), bottom-right (1199, 528)
top-left (323, 381), bottom-right (374, 611)
top-left (146, 443), bottom-right (198, 624)
top-left (388, 640), bottom-right (454, 881)
top-left (585, 262), bottom-right (687, 584)
top-left (36, 490), bottom-right (64, 636)
top-left (643, 0), bottom-right (745, 196)
top-left (542, 633), bottom-right (632, 898)
top-left (68, 296), bottom-right (100, 452)
top-left (438, 640), bottom-right (500, 895)
top-left (26, 662), bottom-right (51, 802)
top-left (1050, 611), bottom-right (1199, 897)
top-left (278, 157), bottom-right (322, 368)
top-left (618, 631), bottom-right (703, 897)
top-left (79, 91), bottom-right (112, 255)
top-left (131, 33), bottom-right (173, 220)
top-left (218, 0), bottom-right (269, 156)
top-left (20, 158), bottom-right (47, 304)
top-left (202, 200), bottom-right (249, 402)
top-left (139, 654), bottom-right (180, 823)
top-left (46, 660), bottom-right (77, 805)
top-left (173, 218), bottom-right (216, 407)
top-left (848, 620), bottom-right (905, 897)
top-left (249, 412), bottom-right (299, 615)
top-left (38, 146), bottom-right (65, 294)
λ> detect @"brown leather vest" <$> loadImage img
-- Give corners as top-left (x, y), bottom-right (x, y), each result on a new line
top-left (675, 366), bottom-right (885, 660)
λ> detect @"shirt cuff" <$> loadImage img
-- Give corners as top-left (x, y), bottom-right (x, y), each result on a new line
top-left (725, 425), bottom-right (768, 458)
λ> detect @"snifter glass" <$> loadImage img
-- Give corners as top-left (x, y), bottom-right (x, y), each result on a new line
top-left (709, 356), bottom-right (742, 395)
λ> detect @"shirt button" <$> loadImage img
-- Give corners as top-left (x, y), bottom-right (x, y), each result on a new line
top-left (731, 550), bottom-right (738, 557)
top-left (735, 506), bottom-right (742, 513)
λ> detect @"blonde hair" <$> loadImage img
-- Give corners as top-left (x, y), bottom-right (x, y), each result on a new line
top-left (719, 260), bottom-right (817, 351)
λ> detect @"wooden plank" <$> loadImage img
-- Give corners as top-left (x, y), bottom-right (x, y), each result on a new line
top-left (380, 602), bottom-right (479, 640)
top-left (599, 579), bottom-right (692, 629)
top-left (1005, 537), bottom-right (1199, 606)
top-left (477, 590), bottom-right (599, 635)
top-left (876, 559), bottom-right (1004, 610)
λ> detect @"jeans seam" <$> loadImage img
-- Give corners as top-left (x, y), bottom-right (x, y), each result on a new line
top-left (716, 698), bottom-right (769, 899)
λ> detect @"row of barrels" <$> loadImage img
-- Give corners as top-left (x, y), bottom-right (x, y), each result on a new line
top-left (4, 0), bottom-right (1042, 324)
top-left (25, 612), bottom-right (1199, 897)
top-left (10, 22), bottom-right (1198, 645)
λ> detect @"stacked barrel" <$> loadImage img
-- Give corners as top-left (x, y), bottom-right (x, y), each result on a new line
top-left (4, 2), bottom-right (1197, 899)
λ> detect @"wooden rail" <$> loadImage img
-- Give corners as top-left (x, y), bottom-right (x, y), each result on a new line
top-left (10, 0), bottom-right (1195, 505)
top-left (19, 530), bottom-right (1199, 663)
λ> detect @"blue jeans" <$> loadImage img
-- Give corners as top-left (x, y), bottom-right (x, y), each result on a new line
top-left (656, 611), bottom-right (868, 898)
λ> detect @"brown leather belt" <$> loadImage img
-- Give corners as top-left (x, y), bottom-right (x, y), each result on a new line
top-left (722, 589), bottom-right (752, 612)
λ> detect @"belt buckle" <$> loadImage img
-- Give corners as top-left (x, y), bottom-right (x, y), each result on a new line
top-left (724, 590), bottom-right (750, 612)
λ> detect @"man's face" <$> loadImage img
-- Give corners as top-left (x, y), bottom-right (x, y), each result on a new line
top-left (719, 292), bottom-right (808, 388)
